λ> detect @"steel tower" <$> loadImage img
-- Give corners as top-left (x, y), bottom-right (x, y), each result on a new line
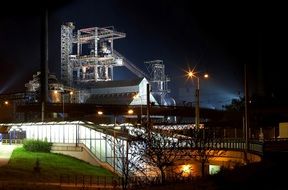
top-left (145, 60), bottom-right (170, 105)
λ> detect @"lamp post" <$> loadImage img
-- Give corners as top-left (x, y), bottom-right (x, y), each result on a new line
top-left (133, 93), bottom-right (143, 125)
top-left (195, 77), bottom-right (200, 129)
top-left (187, 70), bottom-right (208, 129)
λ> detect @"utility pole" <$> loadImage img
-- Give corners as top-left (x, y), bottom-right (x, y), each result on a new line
top-left (195, 77), bottom-right (200, 129)
top-left (244, 64), bottom-right (249, 162)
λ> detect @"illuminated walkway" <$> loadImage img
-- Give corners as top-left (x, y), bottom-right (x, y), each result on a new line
top-left (0, 121), bottom-right (129, 173)
top-left (0, 144), bottom-right (19, 166)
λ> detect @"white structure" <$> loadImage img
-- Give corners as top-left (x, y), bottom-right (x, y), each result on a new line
top-left (84, 77), bottom-right (158, 105)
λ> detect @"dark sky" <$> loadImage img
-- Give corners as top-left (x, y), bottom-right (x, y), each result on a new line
top-left (0, 0), bottom-right (286, 108)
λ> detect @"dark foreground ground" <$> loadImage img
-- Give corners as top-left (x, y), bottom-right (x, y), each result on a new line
top-left (140, 152), bottom-right (288, 190)
top-left (209, 151), bottom-right (288, 190)
top-left (1, 151), bottom-right (287, 190)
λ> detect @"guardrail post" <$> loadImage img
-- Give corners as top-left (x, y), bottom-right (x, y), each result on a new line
top-left (104, 176), bottom-right (106, 188)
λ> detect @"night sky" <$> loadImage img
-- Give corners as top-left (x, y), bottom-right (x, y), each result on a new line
top-left (0, 0), bottom-right (286, 108)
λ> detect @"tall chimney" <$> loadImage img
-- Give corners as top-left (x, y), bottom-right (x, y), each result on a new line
top-left (40, 9), bottom-right (48, 121)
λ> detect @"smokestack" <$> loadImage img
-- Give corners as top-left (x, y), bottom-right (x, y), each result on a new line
top-left (40, 9), bottom-right (48, 121)
top-left (257, 32), bottom-right (264, 97)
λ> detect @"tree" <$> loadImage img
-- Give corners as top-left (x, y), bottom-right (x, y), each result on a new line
top-left (106, 126), bottom-right (184, 188)
top-left (224, 97), bottom-right (244, 112)
top-left (105, 131), bottom-right (147, 190)
top-left (134, 128), bottom-right (183, 184)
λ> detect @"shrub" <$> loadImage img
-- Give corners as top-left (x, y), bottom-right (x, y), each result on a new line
top-left (23, 139), bottom-right (53, 152)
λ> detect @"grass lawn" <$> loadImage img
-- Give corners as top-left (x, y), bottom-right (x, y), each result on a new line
top-left (0, 147), bottom-right (115, 182)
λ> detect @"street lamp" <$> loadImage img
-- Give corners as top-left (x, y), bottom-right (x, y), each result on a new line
top-left (128, 109), bottom-right (134, 115)
top-left (133, 93), bottom-right (143, 125)
top-left (69, 91), bottom-right (73, 103)
top-left (186, 70), bottom-right (208, 129)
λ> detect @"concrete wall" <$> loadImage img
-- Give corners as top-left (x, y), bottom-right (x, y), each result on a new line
top-left (51, 143), bottom-right (115, 173)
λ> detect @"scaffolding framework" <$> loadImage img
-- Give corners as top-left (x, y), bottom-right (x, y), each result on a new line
top-left (61, 22), bottom-right (75, 86)
top-left (61, 23), bottom-right (126, 85)
top-left (60, 23), bottom-right (172, 106)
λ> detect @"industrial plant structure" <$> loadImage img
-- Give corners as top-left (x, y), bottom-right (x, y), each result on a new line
top-left (0, 22), bottom-right (176, 123)
top-left (24, 22), bottom-right (173, 109)
top-left (0, 22), bottom-right (266, 182)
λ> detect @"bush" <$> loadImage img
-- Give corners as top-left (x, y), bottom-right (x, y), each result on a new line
top-left (23, 139), bottom-right (53, 152)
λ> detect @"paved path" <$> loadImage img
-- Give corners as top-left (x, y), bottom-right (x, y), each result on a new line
top-left (0, 144), bottom-right (19, 166)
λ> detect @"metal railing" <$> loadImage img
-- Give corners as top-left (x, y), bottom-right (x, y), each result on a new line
top-left (1, 137), bottom-right (264, 155)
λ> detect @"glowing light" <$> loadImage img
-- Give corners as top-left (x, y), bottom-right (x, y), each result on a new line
top-left (54, 90), bottom-right (58, 94)
top-left (128, 109), bottom-right (134, 114)
top-left (209, 165), bottom-right (220, 175)
top-left (181, 164), bottom-right (192, 176)
top-left (185, 65), bottom-right (198, 79)
top-left (97, 111), bottom-right (103, 115)
top-left (114, 126), bottom-right (121, 130)
top-left (69, 91), bottom-right (73, 95)
top-left (204, 73), bottom-right (209, 78)
top-left (4, 101), bottom-right (9, 105)
top-left (187, 71), bottom-right (196, 79)
top-left (133, 93), bottom-right (139, 99)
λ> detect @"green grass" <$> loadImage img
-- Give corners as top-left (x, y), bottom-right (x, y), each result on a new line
top-left (0, 147), bottom-right (115, 182)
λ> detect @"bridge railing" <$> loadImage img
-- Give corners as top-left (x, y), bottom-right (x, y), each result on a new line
top-left (177, 137), bottom-right (263, 155)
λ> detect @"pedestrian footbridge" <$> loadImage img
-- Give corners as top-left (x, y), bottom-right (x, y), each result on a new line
top-left (0, 121), bottom-right (284, 176)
